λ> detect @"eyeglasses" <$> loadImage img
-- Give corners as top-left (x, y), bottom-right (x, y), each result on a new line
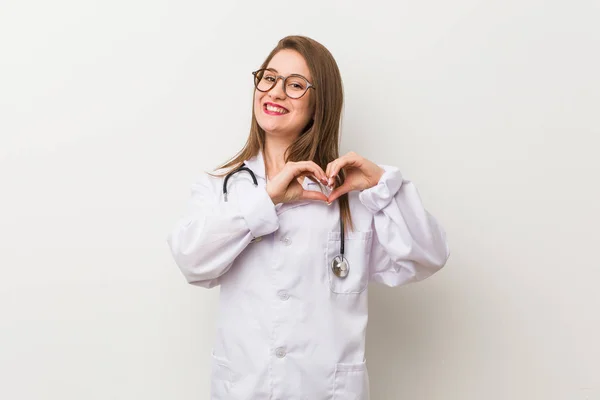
top-left (252, 68), bottom-right (315, 99)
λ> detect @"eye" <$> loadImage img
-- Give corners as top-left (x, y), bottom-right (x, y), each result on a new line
top-left (287, 79), bottom-right (306, 90)
top-left (264, 75), bottom-right (276, 82)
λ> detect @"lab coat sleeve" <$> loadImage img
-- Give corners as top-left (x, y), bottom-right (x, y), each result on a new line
top-left (167, 173), bottom-right (279, 288)
top-left (359, 165), bottom-right (450, 287)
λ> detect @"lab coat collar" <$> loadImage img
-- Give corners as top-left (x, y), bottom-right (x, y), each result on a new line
top-left (243, 149), bottom-right (267, 180)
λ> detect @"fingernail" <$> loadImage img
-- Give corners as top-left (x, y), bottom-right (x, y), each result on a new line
top-left (327, 201), bottom-right (332, 206)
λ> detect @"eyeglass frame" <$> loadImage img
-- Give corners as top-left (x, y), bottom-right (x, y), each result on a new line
top-left (251, 68), bottom-right (316, 99)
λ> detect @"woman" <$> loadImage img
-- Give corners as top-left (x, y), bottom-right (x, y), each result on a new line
top-left (167, 35), bottom-right (449, 399)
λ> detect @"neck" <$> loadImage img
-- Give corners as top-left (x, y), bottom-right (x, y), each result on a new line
top-left (263, 133), bottom-right (297, 178)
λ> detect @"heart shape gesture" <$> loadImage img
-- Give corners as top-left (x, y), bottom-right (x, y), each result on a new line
top-left (265, 161), bottom-right (330, 204)
top-left (325, 151), bottom-right (385, 204)
top-left (265, 152), bottom-right (384, 205)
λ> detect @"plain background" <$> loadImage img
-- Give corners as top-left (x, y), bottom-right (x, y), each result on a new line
top-left (1, 0), bottom-right (599, 399)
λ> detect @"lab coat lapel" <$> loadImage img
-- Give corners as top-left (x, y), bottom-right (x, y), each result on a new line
top-left (243, 150), bottom-right (266, 181)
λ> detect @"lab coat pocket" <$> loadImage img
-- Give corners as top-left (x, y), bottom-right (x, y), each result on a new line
top-left (210, 351), bottom-right (235, 399)
top-left (326, 230), bottom-right (372, 294)
top-left (333, 360), bottom-right (370, 399)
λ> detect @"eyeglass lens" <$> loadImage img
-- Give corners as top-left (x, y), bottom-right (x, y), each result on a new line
top-left (254, 69), bottom-right (309, 99)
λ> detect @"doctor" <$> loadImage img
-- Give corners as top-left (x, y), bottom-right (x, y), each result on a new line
top-left (167, 35), bottom-right (450, 399)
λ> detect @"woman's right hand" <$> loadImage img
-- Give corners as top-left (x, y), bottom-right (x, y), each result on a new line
top-left (266, 161), bottom-right (330, 204)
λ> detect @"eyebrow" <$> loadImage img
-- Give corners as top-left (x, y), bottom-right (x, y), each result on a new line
top-left (266, 68), bottom-right (311, 80)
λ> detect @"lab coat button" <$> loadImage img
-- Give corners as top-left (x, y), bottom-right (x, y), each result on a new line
top-left (275, 347), bottom-right (286, 358)
top-left (281, 236), bottom-right (292, 246)
top-left (278, 290), bottom-right (290, 301)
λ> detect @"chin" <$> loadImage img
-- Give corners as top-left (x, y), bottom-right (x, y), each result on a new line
top-left (256, 117), bottom-right (284, 135)
top-left (261, 125), bottom-right (300, 138)
top-left (262, 126), bottom-right (289, 137)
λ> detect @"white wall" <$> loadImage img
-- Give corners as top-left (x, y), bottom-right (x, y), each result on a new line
top-left (1, 0), bottom-right (599, 398)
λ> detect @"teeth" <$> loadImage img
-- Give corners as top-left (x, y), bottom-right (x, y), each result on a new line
top-left (266, 104), bottom-right (287, 114)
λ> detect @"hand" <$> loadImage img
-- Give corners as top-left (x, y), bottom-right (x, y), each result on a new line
top-left (326, 151), bottom-right (385, 203)
top-left (266, 161), bottom-right (330, 204)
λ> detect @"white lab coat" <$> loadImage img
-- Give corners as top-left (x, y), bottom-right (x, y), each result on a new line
top-left (167, 150), bottom-right (449, 400)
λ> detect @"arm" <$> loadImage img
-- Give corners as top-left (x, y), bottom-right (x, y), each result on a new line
top-left (166, 173), bottom-right (279, 288)
top-left (360, 165), bottom-right (450, 287)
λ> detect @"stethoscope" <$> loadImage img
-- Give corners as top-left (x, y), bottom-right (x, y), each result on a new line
top-left (223, 163), bottom-right (349, 279)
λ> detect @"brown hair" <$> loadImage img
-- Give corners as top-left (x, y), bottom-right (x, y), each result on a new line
top-left (212, 35), bottom-right (353, 232)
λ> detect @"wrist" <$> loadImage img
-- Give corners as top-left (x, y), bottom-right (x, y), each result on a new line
top-left (375, 166), bottom-right (385, 182)
top-left (266, 186), bottom-right (279, 204)
top-left (366, 167), bottom-right (385, 190)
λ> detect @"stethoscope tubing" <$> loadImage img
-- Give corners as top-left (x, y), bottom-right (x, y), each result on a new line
top-left (222, 164), bottom-right (347, 277)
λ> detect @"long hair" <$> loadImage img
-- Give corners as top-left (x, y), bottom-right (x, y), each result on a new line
top-left (212, 35), bottom-right (353, 232)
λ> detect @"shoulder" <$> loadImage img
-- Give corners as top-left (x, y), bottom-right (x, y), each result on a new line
top-left (190, 168), bottom-right (227, 196)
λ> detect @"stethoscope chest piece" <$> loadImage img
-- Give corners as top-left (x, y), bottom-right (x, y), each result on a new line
top-left (331, 255), bottom-right (349, 278)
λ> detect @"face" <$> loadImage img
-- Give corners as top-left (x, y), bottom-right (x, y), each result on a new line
top-left (253, 49), bottom-right (315, 139)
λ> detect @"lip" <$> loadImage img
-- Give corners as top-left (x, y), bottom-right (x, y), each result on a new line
top-left (263, 102), bottom-right (289, 115)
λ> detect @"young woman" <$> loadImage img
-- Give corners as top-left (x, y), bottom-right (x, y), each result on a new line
top-left (167, 35), bottom-right (449, 400)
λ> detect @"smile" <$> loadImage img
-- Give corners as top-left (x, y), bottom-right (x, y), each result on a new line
top-left (264, 102), bottom-right (289, 115)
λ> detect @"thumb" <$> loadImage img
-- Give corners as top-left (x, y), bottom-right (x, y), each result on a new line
top-left (300, 190), bottom-right (329, 202)
top-left (327, 182), bottom-right (352, 204)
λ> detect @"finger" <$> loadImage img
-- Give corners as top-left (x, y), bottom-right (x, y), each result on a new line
top-left (325, 158), bottom-right (342, 180)
top-left (291, 162), bottom-right (328, 183)
top-left (296, 166), bottom-right (326, 181)
top-left (327, 153), bottom-right (358, 181)
top-left (297, 172), bottom-right (325, 185)
top-left (330, 156), bottom-right (360, 182)
top-left (325, 160), bottom-right (349, 188)
top-left (327, 181), bottom-right (353, 203)
top-left (280, 162), bottom-right (308, 184)
top-left (326, 160), bottom-right (340, 186)
top-left (326, 156), bottom-right (344, 179)
top-left (305, 161), bottom-right (328, 183)
top-left (300, 190), bottom-right (329, 202)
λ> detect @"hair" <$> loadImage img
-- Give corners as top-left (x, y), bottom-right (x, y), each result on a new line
top-left (212, 35), bottom-right (353, 232)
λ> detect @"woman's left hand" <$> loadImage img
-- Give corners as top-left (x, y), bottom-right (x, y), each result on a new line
top-left (326, 151), bottom-right (385, 203)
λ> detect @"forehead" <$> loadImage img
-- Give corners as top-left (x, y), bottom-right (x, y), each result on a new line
top-left (266, 49), bottom-right (311, 79)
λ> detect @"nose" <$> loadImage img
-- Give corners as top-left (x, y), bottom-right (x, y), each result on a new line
top-left (268, 77), bottom-right (287, 100)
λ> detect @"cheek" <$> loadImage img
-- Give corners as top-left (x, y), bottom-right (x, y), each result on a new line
top-left (302, 91), bottom-right (316, 118)
top-left (253, 92), bottom-right (262, 113)
top-left (296, 99), bottom-right (314, 122)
